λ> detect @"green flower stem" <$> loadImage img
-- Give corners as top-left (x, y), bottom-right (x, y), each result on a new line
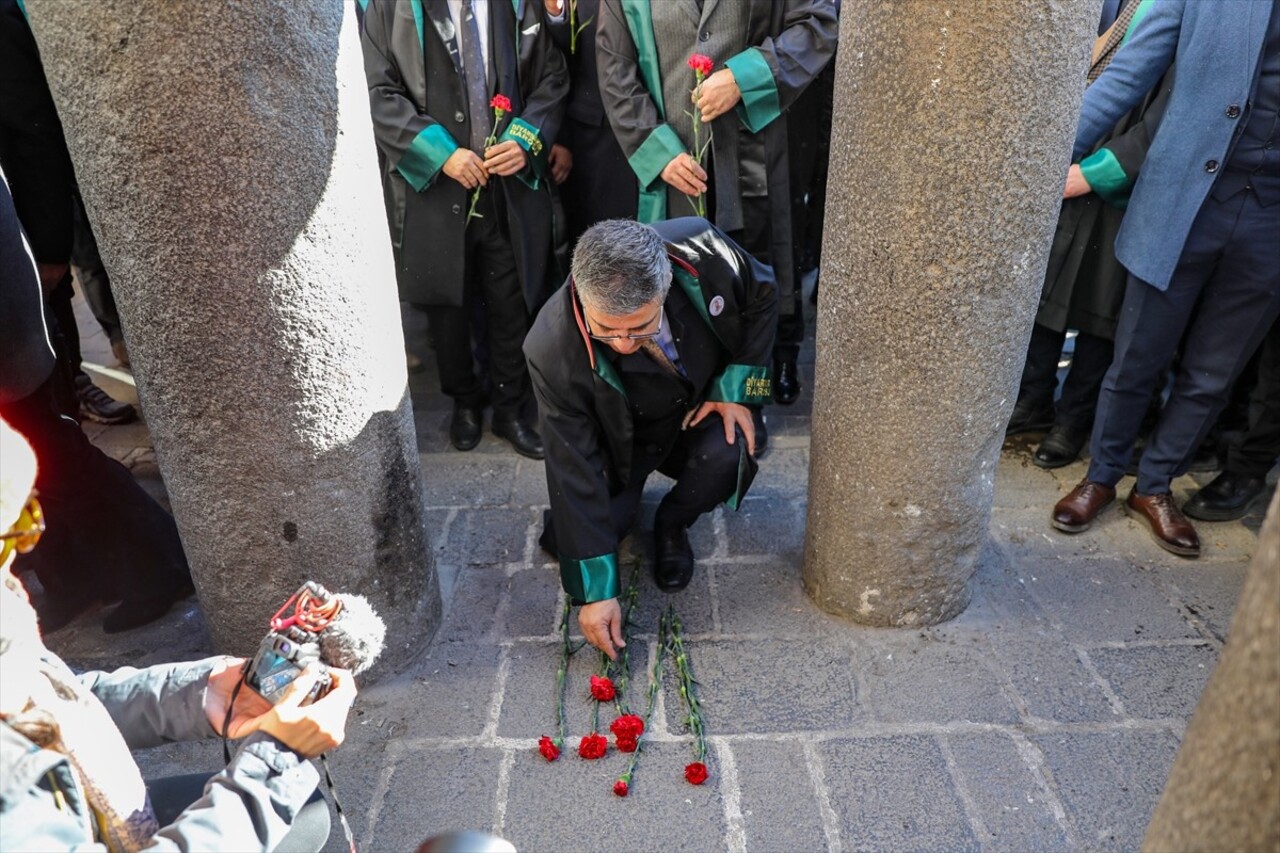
top-left (618, 608), bottom-right (670, 786)
top-left (554, 595), bottom-right (572, 745)
top-left (568, 0), bottom-right (592, 55)
top-left (666, 605), bottom-right (706, 763)
top-left (611, 562), bottom-right (642, 716)
top-left (466, 113), bottom-right (503, 222)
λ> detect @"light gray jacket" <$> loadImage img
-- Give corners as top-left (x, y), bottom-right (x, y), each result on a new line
top-left (0, 657), bottom-right (319, 852)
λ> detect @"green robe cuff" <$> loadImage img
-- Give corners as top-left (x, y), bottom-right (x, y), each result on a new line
top-left (629, 124), bottom-right (686, 192)
top-left (560, 553), bottom-right (621, 604)
top-left (725, 48), bottom-right (781, 133)
top-left (1079, 148), bottom-right (1132, 208)
top-left (397, 124), bottom-right (459, 192)
top-left (706, 364), bottom-right (773, 405)
top-left (498, 117), bottom-right (549, 189)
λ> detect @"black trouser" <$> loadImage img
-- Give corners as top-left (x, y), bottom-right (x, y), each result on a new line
top-left (1089, 181), bottom-right (1280, 494)
top-left (0, 372), bottom-right (190, 602)
top-left (148, 773), bottom-right (330, 853)
top-left (1018, 323), bottom-right (1115, 432)
top-left (421, 187), bottom-right (529, 419)
top-left (71, 191), bottom-right (124, 345)
top-left (1225, 318), bottom-right (1280, 480)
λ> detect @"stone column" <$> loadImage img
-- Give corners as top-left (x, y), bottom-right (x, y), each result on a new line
top-left (27, 1), bottom-right (440, 669)
top-left (1142, 491), bottom-right (1279, 851)
top-left (803, 2), bottom-right (1096, 624)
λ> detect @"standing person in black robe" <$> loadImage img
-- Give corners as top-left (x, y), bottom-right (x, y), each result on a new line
top-left (595, 0), bottom-right (836, 409)
top-left (361, 0), bottom-right (568, 459)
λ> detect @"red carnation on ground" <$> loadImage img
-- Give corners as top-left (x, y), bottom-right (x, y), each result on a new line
top-left (589, 675), bottom-right (616, 702)
top-left (613, 779), bottom-right (630, 797)
top-left (685, 761), bottom-right (709, 785)
top-left (616, 735), bottom-right (638, 753)
top-left (490, 93), bottom-right (512, 113)
top-left (538, 735), bottom-right (560, 762)
top-left (687, 53), bottom-right (714, 76)
top-left (578, 732), bottom-right (608, 759)
top-left (610, 714), bottom-right (644, 740)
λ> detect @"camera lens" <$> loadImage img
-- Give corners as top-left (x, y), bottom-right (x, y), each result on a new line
top-left (281, 641), bottom-right (292, 654)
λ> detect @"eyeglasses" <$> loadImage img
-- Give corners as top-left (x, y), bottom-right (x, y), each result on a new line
top-left (585, 307), bottom-right (664, 343)
top-left (0, 493), bottom-right (45, 565)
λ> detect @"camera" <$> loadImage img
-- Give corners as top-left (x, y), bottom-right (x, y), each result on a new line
top-left (244, 581), bottom-right (337, 705)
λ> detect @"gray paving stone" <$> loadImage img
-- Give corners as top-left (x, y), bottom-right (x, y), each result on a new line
top-left (1154, 560), bottom-right (1248, 642)
top-left (375, 643), bottom-right (502, 738)
top-left (498, 639), bottom-right (634, 740)
top-left (436, 567), bottom-right (508, 643)
top-left (319, 731), bottom-right (391, 853)
top-left (823, 735), bottom-right (980, 852)
top-left (1087, 643), bottom-right (1217, 720)
top-left (500, 566), bottom-right (561, 638)
top-left (732, 740), bottom-right (828, 852)
top-left (858, 637), bottom-right (1020, 724)
top-left (722, 495), bottom-right (806, 559)
top-left (945, 732), bottom-right (1071, 851)
top-left (985, 633), bottom-right (1118, 723)
top-left (419, 455), bottom-right (517, 508)
top-left (663, 639), bottom-right (862, 734)
top-left (1015, 556), bottom-right (1200, 643)
top-left (441, 508), bottom-right (535, 568)
top-left (1032, 730), bottom-right (1179, 852)
top-left (994, 448), bottom-right (1059, 511)
top-left (509, 457), bottom-right (550, 507)
top-left (712, 558), bottom-right (847, 636)
top-left (372, 747), bottom-right (503, 848)
top-left (747, 446), bottom-right (809, 496)
top-left (503, 741), bottom-right (725, 853)
top-left (628, 566), bottom-right (717, 639)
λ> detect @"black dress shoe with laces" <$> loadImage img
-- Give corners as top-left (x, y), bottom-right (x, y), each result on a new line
top-left (1006, 397), bottom-right (1054, 435)
top-left (102, 580), bottom-right (195, 634)
top-left (1033, 423), bottom-right (1090, 469)
top-left (75, 374), bottom-right (137, 425)
top-left (773, 359), bottom-right (801, 405)
top-left (449, 404), bottom-right (483, 451)
top-left (653, 521), bottom-right (694, 593)
top-left (1183, 471), bottom-right (1267, 522)
top-left (493, 415), bottom-right (545, 460)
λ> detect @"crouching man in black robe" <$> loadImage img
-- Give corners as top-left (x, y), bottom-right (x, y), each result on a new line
top-left (524, 218), bottom-right (777, 657)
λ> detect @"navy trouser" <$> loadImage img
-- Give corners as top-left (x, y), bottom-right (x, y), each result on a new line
top-left (1088, 183), bottom-right (1280, 494)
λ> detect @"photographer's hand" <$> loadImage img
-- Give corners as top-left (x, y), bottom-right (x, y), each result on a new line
top-left (251, 664), bottom-right (358, 758)
top-left (204, 656), bottom-right (272, 738)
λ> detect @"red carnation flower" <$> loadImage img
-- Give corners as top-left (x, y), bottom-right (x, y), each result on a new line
top-left (613, 779), bottom-right (630, 797)
top-left (609, 714), bottom-right (644, 740)
top-left (589, 675), bottom-right (616, 702)
top-left (685, 761), bottom-right (709, 785)
top-left (578, 732), bottom-right (608, 760)
top-left (616, 735), bottom-right (638, 753)
top-left (490, 94), bottom-right (512, 113)
top-left (538, 735), bottom-right (560, 762)
top-left (687, 54), bottom-right (714, 76)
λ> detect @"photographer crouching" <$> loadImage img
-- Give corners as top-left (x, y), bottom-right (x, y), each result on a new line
top-left (0, 417), bottom-right (356, 851)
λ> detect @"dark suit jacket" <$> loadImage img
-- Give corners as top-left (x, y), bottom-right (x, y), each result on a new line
top-left (524, 217), bottom-right (777, 602)
top-left (361, 0), bottom-right (568, 310)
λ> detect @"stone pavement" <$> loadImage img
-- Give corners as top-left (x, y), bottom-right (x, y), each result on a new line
top-left (46, 286), bottom-right (1272, 852)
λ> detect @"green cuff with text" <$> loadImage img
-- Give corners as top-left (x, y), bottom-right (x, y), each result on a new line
top-left (706, 364), bottom-right (773, 405)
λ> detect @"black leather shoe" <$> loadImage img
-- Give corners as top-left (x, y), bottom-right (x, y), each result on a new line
top-left (773, 360), bottom-right (801, 405)
top-left (102, 581), bottom-right (194, 634)
top-left (1183, 471), bottom-right (1267, 522)
top-left (75, 374), bottom-right (137, 425)
top-left (1033, 423), bottom-right (1090, 469)
top-left (653, 521), bottom-right (694, 593)
top-left (1006, 398), bottom-right (1055, 435)
top-left (493, 415), bottom-right (545, 460)
top-left (449, 404), bottom-right (483, 451)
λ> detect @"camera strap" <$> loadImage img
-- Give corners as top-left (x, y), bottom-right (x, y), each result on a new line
top-left (219, 672), bottom-right (358, 853)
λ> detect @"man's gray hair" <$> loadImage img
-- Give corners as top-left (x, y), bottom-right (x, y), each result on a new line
top-left (571, 219), bottom-right (672, 315)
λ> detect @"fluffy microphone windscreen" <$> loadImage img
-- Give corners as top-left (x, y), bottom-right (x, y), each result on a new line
top-left (318, 593), bottom-right (387, 675)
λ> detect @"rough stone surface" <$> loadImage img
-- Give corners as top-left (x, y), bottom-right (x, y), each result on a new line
top-left (26, 1), bottom-right (440, 666)
top-left (1143, 492), bottom-right (1280, 852)
top-left (803, 1), bottom-right (1096, 624)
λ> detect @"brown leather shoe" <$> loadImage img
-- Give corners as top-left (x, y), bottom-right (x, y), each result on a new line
top-left (1125, 491), bottom-right (1200, 557)
top-left (1051, 479), bottom-right (1116, 533)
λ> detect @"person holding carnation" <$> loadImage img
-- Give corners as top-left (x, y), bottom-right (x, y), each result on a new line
top-left (596, 0), bottom-right (836, 407)
top-left (525, 218), bottom-right (776, 658)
